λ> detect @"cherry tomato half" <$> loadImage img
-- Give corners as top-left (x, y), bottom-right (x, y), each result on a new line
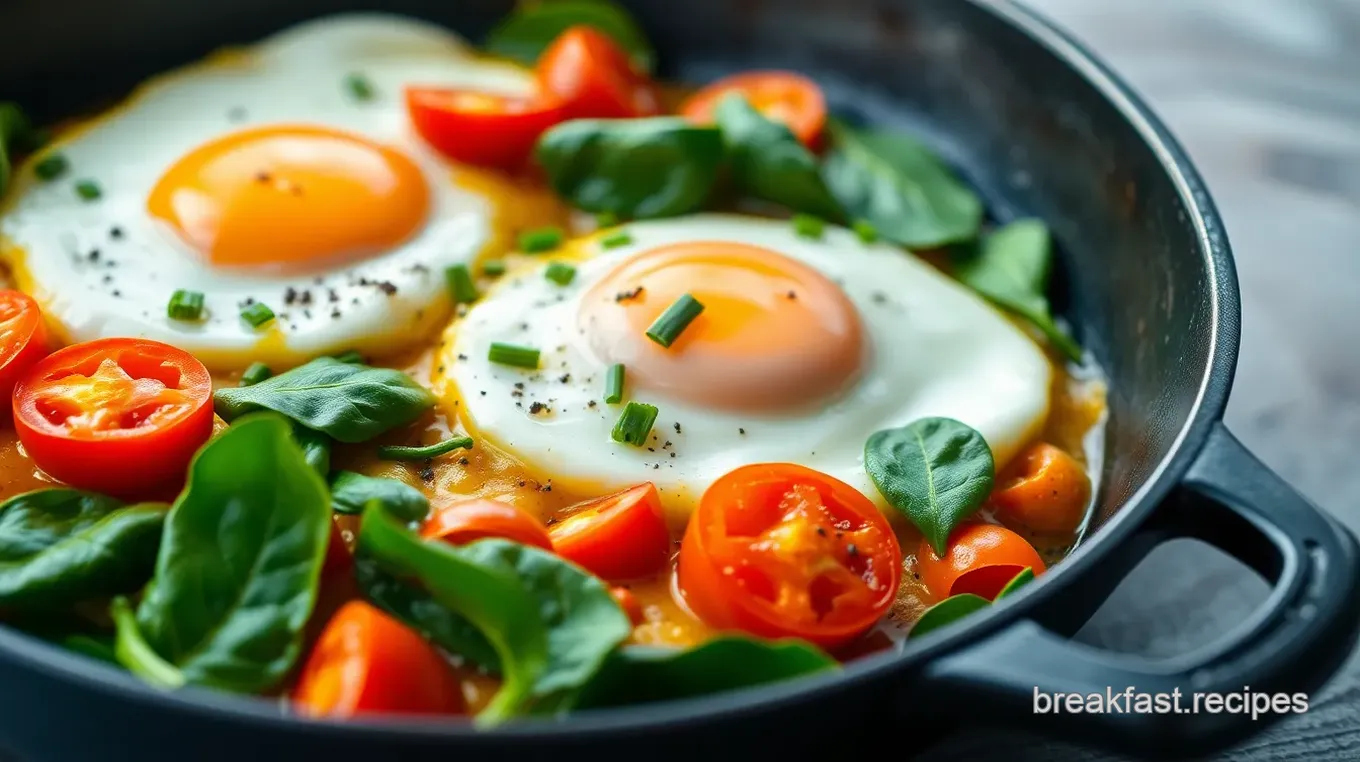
top-left (0, 291), bottom-right (48, 409)
top-left (421, 498), bottom-right (553, 551)
top-left (680, 71), bottom-right (827, 148)
top-left (293, 601), bottom-right (464, 719)
top-left (535, 26), bottom-right (662, 119)
top-left (406, 87), bottom-right (569, 171)
top-left (990, 443), bottom-right (1091, 535)
top-left (14, 338), bottom-right (213, 499)
top-left (549, 482), bottom-right (670, 582)
top-left (611, 586), bottom-right (645, 627)
top-left (917, 523), bottom-right (1046, 602)
top-left (678, 464), bottom-right (901, 648)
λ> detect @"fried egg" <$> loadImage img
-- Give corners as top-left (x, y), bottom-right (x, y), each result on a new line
top-left (436, 214), bottom-right (1053, 516)
top-left (0, 14), bottom-right (562, 371)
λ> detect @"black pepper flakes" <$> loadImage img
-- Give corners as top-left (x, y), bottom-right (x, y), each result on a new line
top-left (418, 465), bottom-right (435, 482)
top-left (786, 290), bottom-right (797, 300)
top-left (587, 400), bottom-right (597, 408)
top-left (377, 281), bottom-right (397, 296)
top-left (300, 290), bottom-right (313, 305)
top-left (87, 249), bottom-right (100, 262)
top-left (846, 544), bottom-right (859, 557)
top-left (816, 527), bottom-right (827, 537)
top-left (331, 308), bottom-right (342, 319)
top-left (738, 428), bottom-right (746, 435)
top-left (458, 457), bottom-right (469, 466)
top-left (284, 287), bottom-right (298, 305)
top-left (871, 291), bottom-right (889, 305)
top-left (614, 286), bottom-right (645, 303)
top-left (457, 354), bottom-right (468, 361)
top-left (529, 401), bottom-right (549, 415)
top-left (328, 288), bottom-right (340, 303)
top-left (673, 422), bottom-right (682, 434)
top-left (109, 226), bottom-right (124, 239)
top-left (558, 373), bottom-right (571, 383)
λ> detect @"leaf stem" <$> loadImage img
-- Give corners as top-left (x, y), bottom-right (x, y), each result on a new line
top-left (376, 436), bottom-right (474, 461)
top-left (110, 596), bottom-right (185, 689)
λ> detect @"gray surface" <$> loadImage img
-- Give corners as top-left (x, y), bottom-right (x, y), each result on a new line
top-left (924, 0), bottom-right (1360, 759)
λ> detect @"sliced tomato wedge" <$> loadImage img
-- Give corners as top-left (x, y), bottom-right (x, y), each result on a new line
top-left (293, 601), bottom-right (464, 719)
top-left (0, 290), bottom-right (48, 409)
top-left (917, 523), bottom-right (1047, 601)
top-left (535, 26), bottom-right (662, 119)
top-left (406, 87), bottom-right (569, 171)
top-left (13, 337), bottom-right (213, 498)
top-left (549, 482), bottom-right (671, 582)
top-left (680, 71), bottom-right (828, 147)
top-left (421, 497), bottom-right (553, 550)
top-left (678, 463), bottom-right (901, 648)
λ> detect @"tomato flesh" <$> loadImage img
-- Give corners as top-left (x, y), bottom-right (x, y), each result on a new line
top-left (421, 498), bottom-right (553, 551)
top-left (549, 482), bottom-right (671, 582)
top-left (535, 26), bottom-right (661, 119)
top-left (0, 290), bottom-right (47, 408)
top-left (406, 87), bottom-right (569, 171)
top-left (680, 71), bottom-right (828, 147)
top-left (916, 523), bottom-right (1046, 601)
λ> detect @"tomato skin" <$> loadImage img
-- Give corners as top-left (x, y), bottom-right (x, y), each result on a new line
top-left (322, 519), bottom-right (352, 576)
top-left (917, 523), bottom-right (1046, 601)
top-left (549, 482), bottom-right (670, 582)
top-left (611, 586), bottom-right (644, 626)
top-left (677, 463), bottom-right (901, 648)
top-left (421, 498), bottom-right (553, 550)
top-left (0, 291), bottom-right (48, 410)
top-left (293, 601), bottom-right (464, 719)
top-left (13, 338), bottom-right (213, 499)
top-left (406, 87), bottom-right (569, 171)
top-left (990, 443), bottom-right (1091, 534)
top-left (535, 26), bottom-right (661, 119)
top-left (680, 71), bottom-right (827, 148)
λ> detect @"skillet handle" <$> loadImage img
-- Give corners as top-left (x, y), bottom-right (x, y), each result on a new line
top-left (918, 424), bottom-right (1360, 759)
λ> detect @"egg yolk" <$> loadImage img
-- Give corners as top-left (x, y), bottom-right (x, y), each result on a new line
top-left (147, 125), bottom-right (429, 271)
top-left (579, 241), bottom-right (865, 412)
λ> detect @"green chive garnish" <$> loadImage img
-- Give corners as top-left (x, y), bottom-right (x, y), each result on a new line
top-left (853, 219), bottom-right (878, 243)
top-left (519, 226), bottom-right (564, 254)
top-left (611, 402), bottom-right (659, 446)
top-left (240, 302), bottom-right (275, 328)
top-left (600, 229), bottom-right (633, 249)
top-left (74, 180), bottom-right (101, 201)
top-left (33, 154), bottom-right (68, 181)
top-left (445, 264), bottom-right (478, 304)
top-left (345, 73), bottom-right (375, 101)
top-left (544, 261), bottom-right (576, 286)
top-left (488, 342), bottom-right (539, 369)
top-left (595, 211), bottom-right (619, 228)
top-left (166, 290), bottom-right (205, 321)
top-left (604, 363), bottom-right (625, 404)
top-left (645, 294), bottom-right (705, 348)
top-left (792, 213), bottom-right (825, 239)
top-left (481, 259), bottom-right (507, 277)
top-left (333, 350), bottom-right (364, 364)
top-left (240, 362), bottom-right (272, 386)
top-left (377, 435), bottom-right (474, 461)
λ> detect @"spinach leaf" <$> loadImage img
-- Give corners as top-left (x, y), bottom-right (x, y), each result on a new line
top-left (0, 489), bottom-right (165, 610)
top-left (353, 558), bottom-right (501, 672)
top-left (865, 417), bottom-right (994, 556)
top-left (952, 219), bottom-right (1082, 363)
top-left (908, 593), bottom-right (990, 639)
top-left (12, 612), bottom-right (119, 666)
top-left (821, 119), bottom-right (982, 247)
top-left (484, 0), bottom-right (654, 72)
top-left (358, 505), bottom-right (630, 724)
top-left (576, 637), bottom-right (836, 708)
top-left (715, 95), bottom-right (842, 220)
top-left (0, 103), bottom-right (35, 195)
top-left (292, 423), bottom-right (331, 476)
top-left (996, 566), bottom-right (1035, 599)
top-left (213, 357), bottom-right (435, 443)
top-left (536, 118), bottom-right (725, 219)
top-left (330, 471), bottom-right (429, 524)
top-left (115, 413), bottom-right (331, 693)
top-left (61, 632), bottom-right (119, 665)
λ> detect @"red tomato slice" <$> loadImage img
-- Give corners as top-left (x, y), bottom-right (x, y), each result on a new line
top-left (406, 87), bottom-right (569, 171)
top-left (678, 463), bottom-right (901, 648)
top-left (0, 290), bottom-right (48, 407)
top-left (916, 523), bottom-right (1046, 601)
top-left (421, 498), bottom-right (553, 551)
top-left (13, 338), bottom-right (213, 499)
top-left (549, 482), bottom-right (671, 582)
top-left (293, 601), bottom-right (464, 719)
top-left (535, 26), bottom-right (662, 119)
top-left (680, 71), bottom-right (827, 148)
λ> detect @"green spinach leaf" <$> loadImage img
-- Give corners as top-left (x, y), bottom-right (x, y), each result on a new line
top-left (331, 471), bottom-right (429, 524)
top-left (996, 566), bottom-right (1035, 599)
top-left (865, 417), bottom-right (994, 556)
top-left (952, 219), bottom-right (1082, 363)
top-left (536, 118), bottom-right (725, 219)
top-left (0, 489), bottom-right (165, 610)
top-left (821, 119), bottom-right (982, 247)
top-left (908, 593), bottom-right (990, 639)
top-left (115, 413), bottom-right (331, 693)
top-left (358, 505), bottom-right (630, 724)
top-left (715, 94), bottom-right (842, 219)
top-left (292, 423), bottom-right (332, 476)
top-left (213, 357), bottom-right (434, 443)
top-left (353, 558), bottom-right (501, 672)
top-left (484, 0), bottom-right (654, 72)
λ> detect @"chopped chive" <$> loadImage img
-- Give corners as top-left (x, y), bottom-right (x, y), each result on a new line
top-left (333, 350), bottom-right (364, 364)
top-left (544, 261), bottom-right (576, 286)
top-left (240, 362), bottom-right (272, 386)
top-left (377, 435), bottom-right (474, 461)
top-left (488, 342), bottom-right (539, 369)
top-left (74, 180), bottom-right (101, 201)
top-left (345, 73), bottom-right (375, 101)
top-left (853, 219), bottom-right (878, 243)
top-left (611, 402), bottom-right (659, 446)
top-left (595, 211), bottom-right (619, 228)
top-left (792, 213), bottom-right (825, 239)
top-left (445, 264), bottom-right (478, 304)
top-left (645, 294), bottom-right (705, 348)
top-left (166, 289), bottom-right (205, 321)
top-left (600, 229), bottom-right (633, 249)
top-left (481, 259), bottom-right (507, 277)
top-left (519, 226), bottom-right (564, 254)
top-left (240, 302), bottom-right (275, 328)
top-left (33, 154), bottom-right (68, 181)
top-left (604, 363), bottom-right (625, 404)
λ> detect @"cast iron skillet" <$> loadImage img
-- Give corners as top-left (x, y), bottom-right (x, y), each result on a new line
top-left (0, 0), bottom-right (1356, 760)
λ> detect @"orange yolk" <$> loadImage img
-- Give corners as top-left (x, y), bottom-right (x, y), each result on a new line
top-left (147, 125), bottom-right (430, 272)
top-left (578, 241), bottom-right (864, 412)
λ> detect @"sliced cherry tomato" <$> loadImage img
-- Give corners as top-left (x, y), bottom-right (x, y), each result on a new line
top-left (611, 586), bottom-right (644, 627)
top-left (917, 523), bottom-right (1046, 602)
top-left (406, 87), bottom-right (569, 171)
top-left (14, 338), bottom-right (213, 499)
top-left (421, 497), bottom-right (553, 550)
top-left (990, 443), bottom-right (1091, 534)
top-left (322, 519), bottom-right (352, 576)
top-left (680, 71), bottom-right (827, 148)
top-left (535, 26), bottom-right (662, 119)
top-left (0, 291), bottom-right (48, 409)
top-left (293, 601), bottom-right (464, 719)
top-left (678, 464), bottom-right (901, 648)
top-left (549, 482), bottom-right (670, 582)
